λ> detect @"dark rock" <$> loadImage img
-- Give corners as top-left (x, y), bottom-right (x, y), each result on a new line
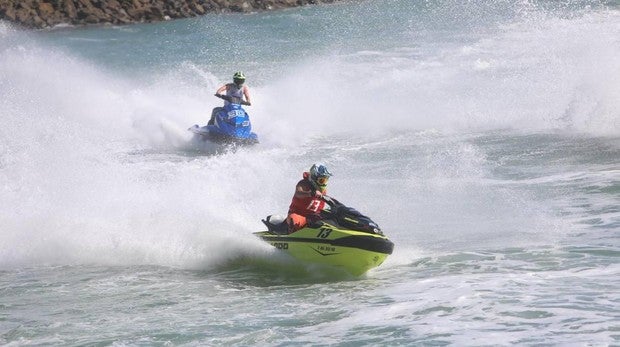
top-left (64, 0), bottom-right (78, 19)
top-left (1, 6), bottom-right (17, 21)
top-left (37, 2), bottom-right (55, 17)
top-left (0, 0), bottom-right (343, 29)
top-left (84, 14), bottom-right (100, 23)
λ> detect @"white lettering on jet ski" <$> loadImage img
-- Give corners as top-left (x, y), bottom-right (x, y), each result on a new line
top-left (227, 110), bottom-right (245, 118)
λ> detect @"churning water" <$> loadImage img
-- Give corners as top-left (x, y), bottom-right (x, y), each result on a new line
top-left (1, 0), bottom-right (619, 345)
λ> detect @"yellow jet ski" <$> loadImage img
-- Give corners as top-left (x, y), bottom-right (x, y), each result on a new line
top-left (254, 198), bottom-right (394, 276)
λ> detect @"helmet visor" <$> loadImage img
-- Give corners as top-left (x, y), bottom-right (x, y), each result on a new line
top-left (316, 176), bottom-right (329, 185)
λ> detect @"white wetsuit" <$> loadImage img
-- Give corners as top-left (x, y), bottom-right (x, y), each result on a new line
top-left (225, 83), bottom-right (244, 105)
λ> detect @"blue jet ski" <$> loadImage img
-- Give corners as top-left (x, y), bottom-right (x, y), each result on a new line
top-left (188, 94), bottom-right (258, 145)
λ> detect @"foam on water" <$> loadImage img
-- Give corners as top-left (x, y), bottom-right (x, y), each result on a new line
top-left (0, 0), bottom-right (617, 295)
top-left (1, 3), bottom-right (619, 344)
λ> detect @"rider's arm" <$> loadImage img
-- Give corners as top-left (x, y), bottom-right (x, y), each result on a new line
top-left (243, 85), bottom-right (252, 105)
top-left (215, 84), bottom-right (228, 95)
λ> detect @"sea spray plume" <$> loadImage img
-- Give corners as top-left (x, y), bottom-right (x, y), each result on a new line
top-left (0, 3), bottom-right (617, 344)
top-left (0, 26), bottom-right (230, 149)
top-left (0, 29), bottom-right (285, 270)
top-left (258, 2), bottom-right (619, 137)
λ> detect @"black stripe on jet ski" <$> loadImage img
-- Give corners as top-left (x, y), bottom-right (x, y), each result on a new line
top-left (259, 235), bottom-right (394, 255)
top-left (333, 236), bottom-right (394, 255)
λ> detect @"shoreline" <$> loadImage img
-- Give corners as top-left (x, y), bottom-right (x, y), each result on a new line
top-left (0, 0), bottom-right (341, 30)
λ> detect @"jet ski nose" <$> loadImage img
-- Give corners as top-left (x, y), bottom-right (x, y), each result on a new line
top-left (262, 215), bottom-right (289, 234)
top-left (267, 215), bottom-right (286, 225)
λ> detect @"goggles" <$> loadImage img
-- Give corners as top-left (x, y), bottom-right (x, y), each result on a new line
top-left (316, 176), bottom-right (329, 185)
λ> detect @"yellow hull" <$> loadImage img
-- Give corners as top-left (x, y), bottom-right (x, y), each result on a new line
top-left (254, 222), bottom-right (394, 276)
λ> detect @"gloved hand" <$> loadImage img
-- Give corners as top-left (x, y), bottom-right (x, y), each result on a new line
top-left (307, 216), bottom-right (324, 228)
top-left (314, 191), bottom-right (323, 198)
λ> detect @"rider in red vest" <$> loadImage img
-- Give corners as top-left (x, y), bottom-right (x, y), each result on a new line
top-left (287, 163), bottom-right (333, 233)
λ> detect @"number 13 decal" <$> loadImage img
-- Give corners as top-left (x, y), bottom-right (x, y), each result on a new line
top-left (317, 228), bottom-right (332, 238)
top-left (307, 199), bottom-right (322, 212)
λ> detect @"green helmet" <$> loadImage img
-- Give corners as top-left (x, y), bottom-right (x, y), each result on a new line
top-left (233, 71), bottom-right (246, 85)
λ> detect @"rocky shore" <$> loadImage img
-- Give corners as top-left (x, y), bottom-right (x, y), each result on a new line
top-left (0, 0), bottom-right (339, 29)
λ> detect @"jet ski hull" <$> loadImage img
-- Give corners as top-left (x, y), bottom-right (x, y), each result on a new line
top-left (254, 223), bottom-right (394, 276)
top-left (188, 124), bottom-right (258, 145)
top-left (188, 94), bottom-right (258, 146)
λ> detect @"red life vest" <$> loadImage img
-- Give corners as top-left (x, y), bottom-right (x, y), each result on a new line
top-left (287, 172), bottom-right (327, 218)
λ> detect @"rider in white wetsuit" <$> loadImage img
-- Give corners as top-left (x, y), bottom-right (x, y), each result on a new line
top-left (210, 71), bottom-right (252, 124)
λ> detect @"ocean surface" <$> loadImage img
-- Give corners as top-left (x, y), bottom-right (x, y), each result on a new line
top-left (1, 0), bottom-right (619, 345)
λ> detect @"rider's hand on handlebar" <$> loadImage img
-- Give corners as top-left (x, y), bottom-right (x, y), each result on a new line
top-left (314, 191), bottom-right (323, 198)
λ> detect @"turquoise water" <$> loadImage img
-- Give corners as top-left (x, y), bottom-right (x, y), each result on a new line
top-left (1, 0), bottom-right (619, 345)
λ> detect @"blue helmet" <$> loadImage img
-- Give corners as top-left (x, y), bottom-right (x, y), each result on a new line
top-left (309, 163), bottom-right (332, 188)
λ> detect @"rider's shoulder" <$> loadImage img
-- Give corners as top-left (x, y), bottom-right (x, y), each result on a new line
top-left (296, 178), bottom-right (312, 189)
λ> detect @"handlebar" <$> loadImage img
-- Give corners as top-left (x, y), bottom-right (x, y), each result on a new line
top-left (214, 94), bottom-right (251, 106)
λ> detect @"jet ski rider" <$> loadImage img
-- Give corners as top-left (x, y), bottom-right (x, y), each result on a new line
top-left (209, 71), bottom-right (252, 125)
top-left (287, 163), bottom-right (333, 233)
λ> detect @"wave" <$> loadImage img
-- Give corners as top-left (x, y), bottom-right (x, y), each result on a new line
top-left (1, 2), bottom-right (617, 269)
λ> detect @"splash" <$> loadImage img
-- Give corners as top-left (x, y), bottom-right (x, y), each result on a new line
top-left (1, 2), bottom-right (617, 269)
top-left (259, 8), bottom-right (620, 136)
